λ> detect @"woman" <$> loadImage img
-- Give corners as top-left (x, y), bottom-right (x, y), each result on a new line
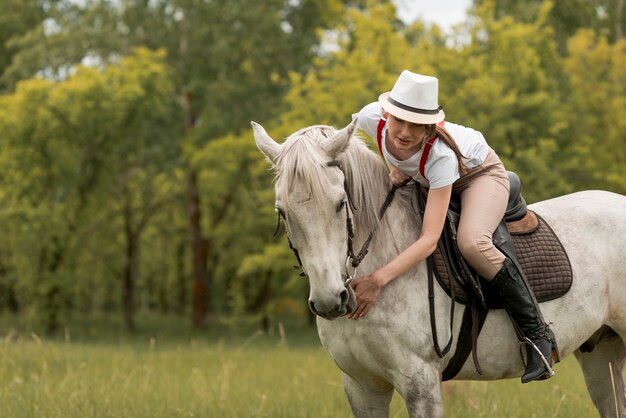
top-left (349, 70), bottom-right (556, 383)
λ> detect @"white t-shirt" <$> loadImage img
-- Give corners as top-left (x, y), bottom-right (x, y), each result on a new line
top-left (353, 102), bottom-right (490, 189)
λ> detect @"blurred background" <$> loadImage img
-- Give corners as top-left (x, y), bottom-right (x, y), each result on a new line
top-left (0, 0), bottom-right (626, 333)
top-left (0, 0), bottom-right (624, 347)
top-left (0, 1), bottom-right (624, 416)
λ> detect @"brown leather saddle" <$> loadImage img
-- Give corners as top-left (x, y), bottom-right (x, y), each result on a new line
top-left (418, 172), bottom-right (573, 380)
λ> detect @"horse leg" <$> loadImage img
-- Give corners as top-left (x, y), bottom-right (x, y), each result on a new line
top-left (342, 372), bottom-right (394, 418)
top-left (575, 332), bottom-right (626, 417)
top-left (396, 365), bottom-right (444, 418)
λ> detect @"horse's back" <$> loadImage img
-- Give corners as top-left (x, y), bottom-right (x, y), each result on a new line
top-left (530, 190), bottom-right (626, 215)
top-left (530, 189), bottom-right (626, 273)
top-left (530, 190), bottom-right (626, 240)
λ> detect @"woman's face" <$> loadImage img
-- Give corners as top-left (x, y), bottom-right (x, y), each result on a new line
top-left (386, 114), bottom-right (427, 154)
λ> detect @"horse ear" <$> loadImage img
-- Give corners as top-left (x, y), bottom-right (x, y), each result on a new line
top-left (252, 121), bottom-right (281, 164)
top-left (322, 118), bottom-right (357, 158)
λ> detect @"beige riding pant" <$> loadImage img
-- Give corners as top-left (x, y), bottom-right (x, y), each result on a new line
top-left (452, 149), bottom-right (510, 280)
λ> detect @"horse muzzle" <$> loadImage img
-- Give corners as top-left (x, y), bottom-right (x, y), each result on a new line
top-left (308, 283), bottom-right (356, 320)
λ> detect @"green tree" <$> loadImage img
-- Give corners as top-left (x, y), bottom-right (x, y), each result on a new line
top-left (2, 0), bottom-right (349, 327)
top-left (444, 3), bottom-right (569, 201)
top-left (0, 0), bottom-right (50, 92)
top-left (559, 30), bottom-right (626, 194)
top-left (278, 0), bottom-right (569, 201)
top-left (235, 243), bottom-right (311, 330)
top-left (474, 0), bottom-right (625, 49)
top-left (279, 1), bottom-right (412, 132)
top-left (0, 48), bottom-right (179, 331)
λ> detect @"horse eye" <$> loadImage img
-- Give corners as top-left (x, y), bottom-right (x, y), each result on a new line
top-left (336, 201), bottom-right (346, 213)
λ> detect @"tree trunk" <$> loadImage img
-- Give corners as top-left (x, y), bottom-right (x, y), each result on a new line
top-left (188, 169), bottom-right (209, 327)
top-left (175, 240), bottom-right (187, 314)
top-left (181, 86), bottom-right (210, 328)
top-left (122, 201), bottom-right (140, 333)
top-left (38, 238), bottom-right (65, 334)
top-left (616, 0), bottom-right (624, 41)
top-left (247, 272), bottom-right (272, 313)
top-left (43, 286), bottom-right (60, 334)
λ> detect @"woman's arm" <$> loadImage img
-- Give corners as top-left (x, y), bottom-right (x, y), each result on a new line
top-left (348, 184), bottom-right (452, 319)
top-left (389, 165), bottom-right (411, 186)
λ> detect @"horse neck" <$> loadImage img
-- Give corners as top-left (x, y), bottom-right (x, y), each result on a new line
top-left (340, 142), bottom-right (392, 244)
top-left (337, 148), bottom-right (435, 340)
top-left (364, 188), bottom-right (423, 275)
top-left (341, 144), bottom-right (424, 278)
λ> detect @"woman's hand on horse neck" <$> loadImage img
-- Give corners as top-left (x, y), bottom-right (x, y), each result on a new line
top-left (349, 185), bottom-right (452, 319)
top-left (389, 165), bottom-right (411, 187)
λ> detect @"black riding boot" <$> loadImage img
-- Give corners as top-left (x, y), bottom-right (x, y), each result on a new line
top-left (492, 258), bottom-right (558, 383)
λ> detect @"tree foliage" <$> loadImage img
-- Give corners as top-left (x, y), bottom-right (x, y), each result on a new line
top-left (0, 48), bottom-right (180, 330)
top-left (474, 0), bottom-right (625, 49)
top-left (0, 0), bottom-right (623, 332)
top-left (560, 30), bottom-right (626, 193)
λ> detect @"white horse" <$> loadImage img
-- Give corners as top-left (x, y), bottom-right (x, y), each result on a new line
top-left (252, 119), bottom-right (626, 418)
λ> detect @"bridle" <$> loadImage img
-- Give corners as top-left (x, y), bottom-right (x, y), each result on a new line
top-left (276, 159), bottom-right (396, 286)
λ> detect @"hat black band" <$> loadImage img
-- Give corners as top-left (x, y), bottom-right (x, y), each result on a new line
top-left (388, 97), bottom-right (442, 115)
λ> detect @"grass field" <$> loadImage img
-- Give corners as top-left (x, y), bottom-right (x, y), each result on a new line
top-left (0, 314), bottom-right (617, 417)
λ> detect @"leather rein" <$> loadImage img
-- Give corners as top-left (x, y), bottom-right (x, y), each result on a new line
top-left (276, 160), bottom-right (397, 287)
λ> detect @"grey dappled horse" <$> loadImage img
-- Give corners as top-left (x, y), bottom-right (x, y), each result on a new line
top-left (252, 119), bottom-right (626, 418)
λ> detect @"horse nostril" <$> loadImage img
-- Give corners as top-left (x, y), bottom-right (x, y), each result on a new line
top-left (308, 299), bottom-right (317, 315)
top-left (339, 289), bottom-right (349, 306)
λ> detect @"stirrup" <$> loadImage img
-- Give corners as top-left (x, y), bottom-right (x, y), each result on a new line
top-left (521, 337), bottom-right (555, 378)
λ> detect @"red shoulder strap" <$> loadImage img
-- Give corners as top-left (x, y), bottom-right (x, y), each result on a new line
top-left (420, 121), bottom-right (445, 180)
top-left (378, 119), bottom-right (445, 180)
top-left (376, 117), bottom-right (386, 156)
top-left (420, 137), bottom-right (437, 180)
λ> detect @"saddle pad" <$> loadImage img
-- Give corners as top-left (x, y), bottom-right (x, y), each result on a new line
top-left (432, 211), bottom-right (573, 306)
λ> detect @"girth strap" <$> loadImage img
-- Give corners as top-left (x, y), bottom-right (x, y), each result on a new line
top-left (420, 184), bottom-right (490, 375)
top-left (418, 186), bottom-right (456, 358)
top-left (441, 301), bottom-right (488, 381)
top-left (427, 256), bottom-right (455, 357)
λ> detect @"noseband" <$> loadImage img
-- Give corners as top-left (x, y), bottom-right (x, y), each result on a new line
top-left (276, 160), bottom-right (396, 285)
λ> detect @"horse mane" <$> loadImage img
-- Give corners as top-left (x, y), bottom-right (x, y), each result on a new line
top-left (274, 125), bottom-right (395, 237)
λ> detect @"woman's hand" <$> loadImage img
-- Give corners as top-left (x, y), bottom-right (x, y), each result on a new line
top-left (348, 273), bottom-right (385, 319)
top-left (389, 165), bottom-right (411, 187)
top-left (346, 186), bottom-right (452, 320)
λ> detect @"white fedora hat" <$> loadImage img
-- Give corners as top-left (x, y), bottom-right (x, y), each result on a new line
top-left (379, 70), bottom-right (445, 124)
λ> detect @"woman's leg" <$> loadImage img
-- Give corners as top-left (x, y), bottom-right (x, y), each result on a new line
top-left (456, 168), bottom-right (557, 383)
top-left (456, 172), bottom-right (509, 280)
